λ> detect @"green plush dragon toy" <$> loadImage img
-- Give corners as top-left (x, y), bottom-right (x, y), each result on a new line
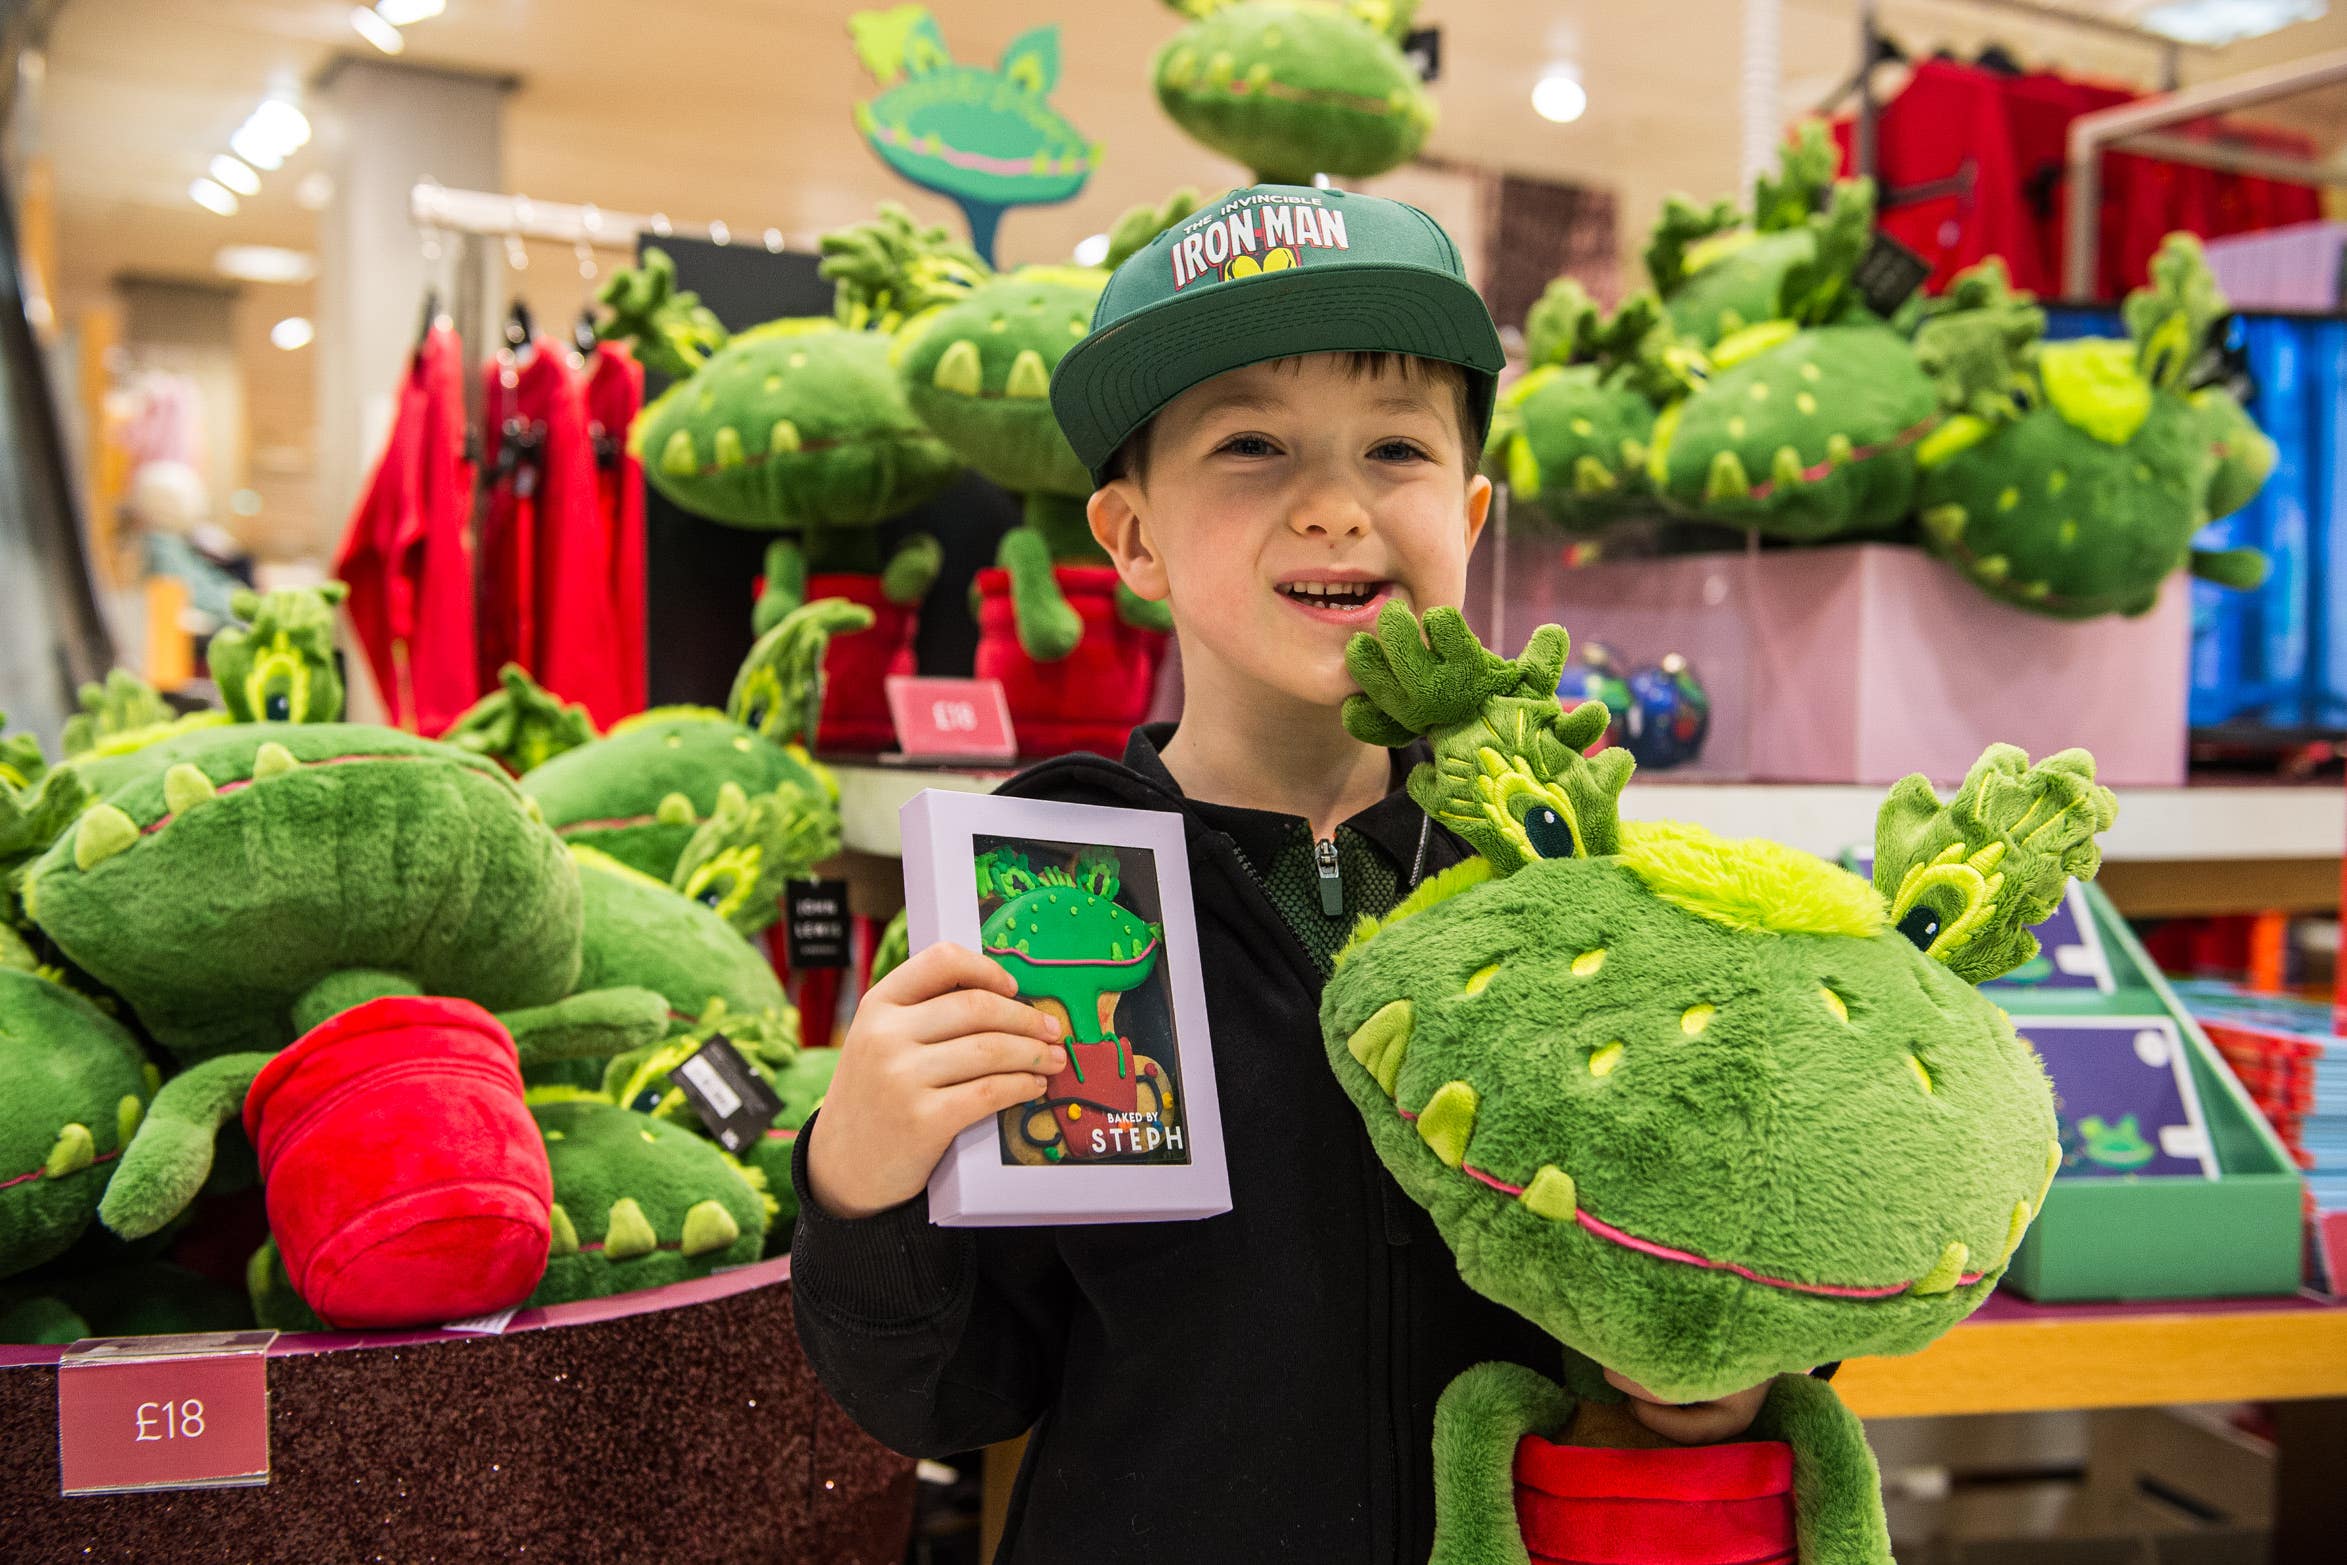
top-left (1152, 0), bottom-right (1434, 185)
top-left (451, 596), bottom-right (863, 886)
top-left (1911, 238), bottom-right (2273, 618)
top-left (610, 234), bottom-right (967, 614)
top-left (1487, 282), bottom-right (1687, 534)
top-left (1327, 604), bottom-right (2110, 1564)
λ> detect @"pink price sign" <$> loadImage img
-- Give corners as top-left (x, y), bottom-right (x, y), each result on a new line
top-left (886, 676), bottom-right (1018, 762)
top-left (57, 1331), bottom-right (273, 1495)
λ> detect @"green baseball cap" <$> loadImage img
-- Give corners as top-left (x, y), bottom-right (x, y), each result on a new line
top-left (1052, 184), bottom-right (1504, 486)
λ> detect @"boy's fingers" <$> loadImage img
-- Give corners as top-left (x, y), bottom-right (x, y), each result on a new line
top-left (894, 987), bottom-right (1063, 1046)
top-left (908, 1033), bottom-right (1067, 1089)
top-left (869, 940), bottom-right (1017, 1006)
top-left (931, 1072), bottom-right (1052, 1132)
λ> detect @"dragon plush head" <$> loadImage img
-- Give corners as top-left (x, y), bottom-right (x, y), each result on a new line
top-left (1324, 605), bottom-right (2107, 1401)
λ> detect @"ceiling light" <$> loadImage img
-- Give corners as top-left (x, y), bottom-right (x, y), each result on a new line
top-left (375, 0), bottom-right (447, 23)
top-left (351, 7), bottom-right (405, 53)
top-left (189, 178), bottom-right (239, 217)
top-left (1072, 232), bottom-right (1111, 266)
top-left (215, 244), bottom-right (317, 284)
top-left (270, 316), bottom-right (314, 351)
top-left (208, 155), bottom-right (260, 197)
top-left (2136, 0), bottom-right (2324, 44)
top-left (1532, 70), bottom-right (1587, 125)
top-left (229, 128), bottom-right (282, 171)
top-left (245, 99), bottom-right (310, 151)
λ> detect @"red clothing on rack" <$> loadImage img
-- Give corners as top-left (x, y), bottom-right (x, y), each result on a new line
top-left (1833, 58), bottom-right (2322, 300)
top-left (334, 323), bottom-right (479, 733)
top-left (478, 343), bottom-right (631, 730)
top-left (584, 341), bottom-right (648, 717)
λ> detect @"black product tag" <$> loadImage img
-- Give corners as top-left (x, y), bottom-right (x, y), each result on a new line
top-left (1853, 232), bottom-right (1931, 317)
top-left (671, 1033), bottom-right (783, 1154)
top-left (1404, 26), bottom-right (1440, 82)
top-left (784, 878), bottom-right (851, 969)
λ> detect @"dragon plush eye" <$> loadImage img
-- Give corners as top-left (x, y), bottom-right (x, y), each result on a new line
top-left (1896, 904), bottom-right (1944, 951)
top-left (246, 641), bottom-right (310, 724)
top-left (1520, 804), bottom-right (1579, 860)
top-left (682, 844), bottom-right (763, 924)
top-left (729, 666), bottom-right (787, 739)
top-left (1887, 843), bottom-right (2005, 964)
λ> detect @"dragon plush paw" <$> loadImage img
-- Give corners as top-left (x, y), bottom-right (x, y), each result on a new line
top-left (673, 779), bottom-right (839, 936)
top-left (1873, 744), bottom-right (2118, 984)
top-left (442, 664), bottom-right (597, 774)
top-left (596, 246), bottom-right (727, 381)
top-left (100, 1053), bottom-right (270, 1240)
top-left (61, 670), bottom-right (176, 759)
top-left (727, 595), bottom-right (877, 744)
top-left (1345, 605), bottom-right (1631, 870)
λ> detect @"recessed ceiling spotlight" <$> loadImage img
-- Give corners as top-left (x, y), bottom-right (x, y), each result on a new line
top-left (375, 0), bottom-right (447, 23)
top-left (351, 6), bottom-right (405, 53)
top-left (189, 178), bottom-right (239, 217)
top-left (208, 155), bottom-right (260, 197)
top-left (1072, 232), bottom-right (1110, 266)
top-left (270, 316), bottom-right (315, 351)
top-left (1533, 69), bottom-right (1587, 125)
top-left (216, 245), bottom-right (317, 284)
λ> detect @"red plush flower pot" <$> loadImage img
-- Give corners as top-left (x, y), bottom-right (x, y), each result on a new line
top-left (973, 564), bottom-right (1169, 760)
top-left (243, 996), bottom-right (553, 1329)
top-left (808, 571), bottom-right (917, 753)
top-left (1512, 1435), bottom-right (1795, 1565)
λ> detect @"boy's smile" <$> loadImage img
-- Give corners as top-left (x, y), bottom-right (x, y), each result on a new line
top-left (1089, 353), bottom-right (1492, 712)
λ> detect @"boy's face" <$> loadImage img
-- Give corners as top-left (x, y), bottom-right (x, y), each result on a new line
top-left (1088, 354), bottom-right (1493, 710)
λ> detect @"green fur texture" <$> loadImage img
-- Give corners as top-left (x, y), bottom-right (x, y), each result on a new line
top-left (442, 664), bottom-right (597, 775)
top-left (26, 725), bottom-right (582, 1062)
top-left (98, 1053), bottom-right (266, 1240)
top-left (61, 670), bottom-right (177, 760)
top-left (1322, 844), bottom-right (2058, 1400)
top-left (895, 265), bottom-right (1105, 500)
top-left (0, 969), bottom-right (154, 1276)
top-left (1912, 242), bottom-right (2274, 619)
top-left (629, 320), bottom-right (960, 534)
top-left (528, 1100), bottom-right (767, 1305)
top-left (572, 848), bottom-right (788, 1030)
top-left (1151, 0), bottom-right (1433, 185)
top-left (1329, 607), bottom-right (2099, 1561)
top-left (1873, 745), bottom-right (2117, 986)
top-left (1648, 321), bottom-right (1936, 540)
top-left (521, 711), bottom-right (834, 882)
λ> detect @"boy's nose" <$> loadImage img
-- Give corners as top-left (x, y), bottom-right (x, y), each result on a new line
top-left (1288, 489), bottom-right (1371, 540)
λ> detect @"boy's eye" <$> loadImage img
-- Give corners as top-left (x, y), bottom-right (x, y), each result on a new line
top-left (1371, 439), bottom-right (1430, 463)
top-left (1216, 434), bottom-right (1280, 458)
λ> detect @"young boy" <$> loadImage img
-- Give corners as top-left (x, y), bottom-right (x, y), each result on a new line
top-left (792, 186), bottom-right (1739, 1560)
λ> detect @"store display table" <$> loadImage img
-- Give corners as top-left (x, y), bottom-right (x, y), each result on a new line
top-left (1837, 1289), bottom-right (2347, 1417)
top-left (0, 1258), bottom-right (912, 1564)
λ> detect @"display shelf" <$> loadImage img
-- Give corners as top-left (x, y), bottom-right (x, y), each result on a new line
top-left (0, 1258), bottom-right (915, 1564)
top-left (1836, 1291), bottom-right (2347, 1418)
top-left (830, 763), bottom-right (2345, 869)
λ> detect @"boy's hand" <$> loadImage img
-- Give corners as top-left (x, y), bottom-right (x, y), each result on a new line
top-left (805, 941), bottom-right (1068, 1220)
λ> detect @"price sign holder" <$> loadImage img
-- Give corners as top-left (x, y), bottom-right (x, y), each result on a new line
top-left (58, 1330), bottom-right (275, 1496)
top-left (885, 676), bottom-right (1018, 764)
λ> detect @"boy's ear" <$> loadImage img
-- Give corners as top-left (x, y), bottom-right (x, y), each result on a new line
top-left (1464, 471), bottom-right (1494, 554)
top-left (1088, 482), bottom-right (1170, 607)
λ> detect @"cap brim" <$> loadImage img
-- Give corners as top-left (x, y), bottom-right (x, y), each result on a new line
top-left (1051, 263), bottom-right (1504, 486)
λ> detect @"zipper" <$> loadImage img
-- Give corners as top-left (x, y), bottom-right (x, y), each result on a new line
top-left (1314, 835), bottom-right (1344, 916)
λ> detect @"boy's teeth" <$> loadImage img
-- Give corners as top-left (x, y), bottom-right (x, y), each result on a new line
top-left (1283, 581), bottom-right (1383, 605)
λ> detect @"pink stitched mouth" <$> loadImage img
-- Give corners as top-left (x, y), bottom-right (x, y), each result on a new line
top-left (1399, 1106), bottom-right (1988, 1299)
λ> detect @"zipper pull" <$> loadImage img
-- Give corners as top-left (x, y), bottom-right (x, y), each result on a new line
top-left (1315, 836), bottom-right (1344, 917)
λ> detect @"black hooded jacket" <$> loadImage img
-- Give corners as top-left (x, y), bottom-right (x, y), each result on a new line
top-left (789, 724), bottom-right (1556, 1561)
